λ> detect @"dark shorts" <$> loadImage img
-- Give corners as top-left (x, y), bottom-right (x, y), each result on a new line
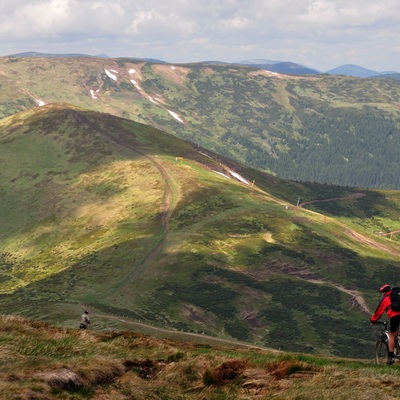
top-left (390, 315), bottom-right (400, 332)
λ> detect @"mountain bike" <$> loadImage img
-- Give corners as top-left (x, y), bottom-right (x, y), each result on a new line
top-left (375, 321), bottom-right (400, 364)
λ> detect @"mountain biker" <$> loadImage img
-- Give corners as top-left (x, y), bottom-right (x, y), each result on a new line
top-left (370, 284), bottom-right (400, 364)
top-left (79, 310), bottom-right (91, 330)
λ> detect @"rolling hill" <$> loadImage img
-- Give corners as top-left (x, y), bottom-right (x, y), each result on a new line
top-left (326, 64), bottom-right (400, 78)
top-left (1, 104), bottom-right (400, 359)
top-left (238, 60), bottom-right (321, 75)
top-left (1, 56), bottom-right (400, 189)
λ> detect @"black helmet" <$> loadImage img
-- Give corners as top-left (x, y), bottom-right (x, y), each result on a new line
top-left (379, 284), bottom-right (391, 293)
top-left (84, 310), bottom-right (89, 314)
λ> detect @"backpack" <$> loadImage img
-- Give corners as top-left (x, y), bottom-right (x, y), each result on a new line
top-left (390, 287), bottom-right (400, 311)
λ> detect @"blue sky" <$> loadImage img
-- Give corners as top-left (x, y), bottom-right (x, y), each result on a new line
top-left (1, 0), bottom-right (399, 72)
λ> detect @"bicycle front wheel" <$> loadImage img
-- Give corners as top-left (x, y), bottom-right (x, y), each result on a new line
top-left (375, 340), bottom-right (389, 364)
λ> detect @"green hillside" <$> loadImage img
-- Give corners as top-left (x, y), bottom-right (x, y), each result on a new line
top-left (1, 104), bottom-right (400, 359)
top-left (0, 56), bottom-right (400, 188)
top-left (2, 314), bottom-right (399, 400)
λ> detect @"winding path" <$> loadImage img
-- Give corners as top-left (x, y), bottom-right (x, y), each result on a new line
top-left (379, 230), bottom-right (400, 238)
top-left (298, 192), bottom-right (366, 208)
top-left (298, 192), bottom-right (399, 256)
top-left (307, 279), bottom-right (372, 314)
top-left (88, 126), bottom-right (179, 292)
top-left (92, 309), bottom-right (273, 351)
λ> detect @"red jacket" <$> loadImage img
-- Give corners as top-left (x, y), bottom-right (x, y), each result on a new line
top-left (370, 290), bottom-right (400, 323)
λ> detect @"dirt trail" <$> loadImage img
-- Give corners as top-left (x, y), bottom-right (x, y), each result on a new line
top-left (296, 193), bottom-right (398, 313)
top-left (298, 192), bottom-right (366, 208)
top-left (344, 228), bottom-right (399, 256)
top-left (124, 152), bottom-right (175, 281)
top-left (379, 230), bottom-right (400, 237)
top-left (298, 192), bottom-right (399, 256)
top-left (307, 279), bottom-right (371, 314)
top-left (99, 129), bottom-right (178, 286)
top-left (92, 309), bottom-right (272, 351)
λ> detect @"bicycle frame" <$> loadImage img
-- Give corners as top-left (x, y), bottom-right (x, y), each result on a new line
top-left (375, 321), bottom-right (400, 364)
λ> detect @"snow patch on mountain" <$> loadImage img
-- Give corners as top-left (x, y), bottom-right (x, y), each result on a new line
top-left (212, 168), bottom-right (250, 184)
top-left (214, 171), bottom-right (229, 178)
top-left (105, 69), bottom-right (117, 81)
top-left (167, 110), bottom-right (184, 124)
top-left (90, 89), bottom-right (100, 99)
top-left (129, 74), bottom-right (184, 124)
top-left (228, 171), bottom-right (249, 185)
top-left (199, 151), bottom-right (212, 159)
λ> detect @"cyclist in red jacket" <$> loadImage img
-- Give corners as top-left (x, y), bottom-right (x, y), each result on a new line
top-left (370, 284), bottom-right (400, 364)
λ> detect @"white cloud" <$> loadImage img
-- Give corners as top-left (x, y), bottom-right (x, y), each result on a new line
top-left (297, 0), bottom-right (399, 29)
top-left (126, 11), bottom-right (163, 34)
top-left (0, 0), bottom-right (399, 71)
top-left (220, 16), bottom-right (249, 30)
top-left (0, 0), bottom-right (130, 37)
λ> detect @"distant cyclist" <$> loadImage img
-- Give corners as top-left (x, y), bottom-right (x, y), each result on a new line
top-left (79, 310), bottom-right (91, 330)
top-left (370, 284), bottom-right (400, 364)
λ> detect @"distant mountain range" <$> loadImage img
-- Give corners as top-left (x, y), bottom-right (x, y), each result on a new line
top-left (325, 64), bottom-right (399, 78)
top-left (238, 60), bottom-right (320, 75)
top-left (239, 59), bottom-right (400, 79)
top-left (6, 52), bottom-right (400, 79)
top-left (7, 51), bottom-right (101, 58)
top-left (238, 59), bottom-right (321, 75)
top-left (8, 51), bottom-right (168, 64)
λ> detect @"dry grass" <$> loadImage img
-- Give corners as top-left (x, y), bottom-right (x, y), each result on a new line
top-left (152, 64), bottom-right (191, 86)
top-left (3, 314), bottom-right (400, 399)
top-left (203, 359), bottom-right (249, 386)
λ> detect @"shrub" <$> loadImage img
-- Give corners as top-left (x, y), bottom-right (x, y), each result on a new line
top-left (203, 359), bottom-right (248, 386)
top-left (266, 360), bottom-right (318, 380)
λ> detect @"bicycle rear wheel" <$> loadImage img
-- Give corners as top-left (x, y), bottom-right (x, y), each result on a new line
top-left (375, 340), bottom-right (389, 364)
top-left (395, 336), bottom-right (400, 357)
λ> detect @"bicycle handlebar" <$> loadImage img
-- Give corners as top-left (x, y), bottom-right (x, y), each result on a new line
top-left (376, 321), bottom-right (389, 328)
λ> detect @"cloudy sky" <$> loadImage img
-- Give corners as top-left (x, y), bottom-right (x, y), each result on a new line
top-left (0, 0), bottom-right (399, 72)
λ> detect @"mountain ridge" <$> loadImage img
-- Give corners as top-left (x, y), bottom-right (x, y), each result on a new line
top-left (326, 63), bottom-right (399, 77)
top-left (239, 60), bottom-right (321, 75)
top-left (7, 51), bottom-right (399, 77)
top-left (1, 56), bottom-right (400, 189)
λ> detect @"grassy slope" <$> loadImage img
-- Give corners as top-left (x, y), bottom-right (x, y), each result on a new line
top-left (1, 314), bottom-right (400, 400)
top-left (1, 56), bottom-right (400, 188)
top-left (0, 105), bottom-right (400, 360)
